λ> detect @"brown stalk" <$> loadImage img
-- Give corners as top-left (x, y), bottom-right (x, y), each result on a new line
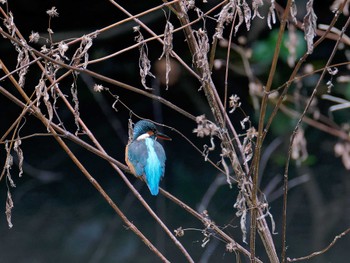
top-left (281, 13), bottom-right (350, 263)
top-left (279, 104), bottom-right (350, 142)
top-left (171, 2), bottom-right (279, 262)
top-left (287, 227), bottom-right (350, 262)
top-left (1, 3), bottom-right (268, 261)
top-left (0, 74), bottom-right (170, 263)
top-left (246, 2), bottom-right (348, 262)
top-left (0, 82), bottom-right (264, 262)
top-left (250, 0), bottom-right (293, 261)
top-left (160, 188), bottom-right (264, 263)
top-left (0, 10), bottom-right (194, 261)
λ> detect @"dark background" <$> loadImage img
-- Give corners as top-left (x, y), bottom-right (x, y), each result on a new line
top-left (1, 1), bottom-right (349, 262)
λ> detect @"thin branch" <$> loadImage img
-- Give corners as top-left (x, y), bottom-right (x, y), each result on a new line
top-left (287, 227), bottom-right (350, 262)
top-left (250, 0), bottom-right (293, 261)
top-left (172, 2), bottom-right (279, 262)
top-left (223, 12), bottom-right (237, 131)
top-left (279, 104), bottom-right (350, 142)
top-left (0, 48), bottom-right (195, 261)
top-left (0, 26), bottom-right (197, 122)
top-left (0, 84), bottom-right (261, 263)
top-left (160, 188), bottom-right (263, 263)
top-left (52, 132), bottom-right (171, 263)
top-left (0, 86), bottom-right (170, 263)
top-left (261, 0), bottom-right (349, 149)
top-left (282, 13), bottom-right (350, 263)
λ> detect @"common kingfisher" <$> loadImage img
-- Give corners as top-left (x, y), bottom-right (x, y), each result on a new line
top-left (125, 120), bottom-right (171, 195)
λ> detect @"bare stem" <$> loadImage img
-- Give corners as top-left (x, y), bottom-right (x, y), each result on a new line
top-left (287, 227), bottom-right (350, 262)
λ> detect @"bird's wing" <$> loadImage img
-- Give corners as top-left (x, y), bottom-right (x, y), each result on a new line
top-left (143, 139), bottom-right (166, 195)
top-left (153, 140), bottom-right (166, 178)
top-left (126, 140), bottom-right (148, 176)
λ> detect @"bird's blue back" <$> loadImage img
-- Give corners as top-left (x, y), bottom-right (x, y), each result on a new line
top-left (127, 137), bottom-right (166, 195)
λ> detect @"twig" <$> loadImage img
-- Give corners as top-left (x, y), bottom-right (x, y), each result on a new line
top-left (172, 2), bottom-right (279, 262)
top-left (274, 2), bottom-right (350, 46)
top-left (252, 1), bottom-right (294, 260)
top-left (263, 0), bottom-right (347, 144)
top-left (287, 227), bottom-right (350, 262)
top-left (0, 80), bottom-right (254, 260)
top-left (282, 12), bottom-right (350, 263)
top-left (51, 131), bottom-right (171, 263)
top-left (160, 188), bottom-right (263, 263)
top-left (223, 12), bottom-right (237, 134)
top-left (0, 83), bottom-right (170, 263)
top-left (0, 82), bottom-right (265, 262)
top-left (0, 42), bottom-right (194, 261)
top-left (0, 26), bottom-right (197, 122)
top-left (279, 104), bottom-right (350, 142)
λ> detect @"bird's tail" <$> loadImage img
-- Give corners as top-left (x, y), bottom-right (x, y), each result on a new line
top-left (146, 176), bottom-right (160, 195)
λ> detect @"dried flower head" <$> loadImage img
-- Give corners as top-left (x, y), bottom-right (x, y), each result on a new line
top-left (180, 0), bottom-right (195, 12)
top-left (29, 31), bottom-right (40, 43)
top-left (327, 66), bottom-right (338, 76)
top-left (246, 126), bottom-right (258, 140)
top-left (58, 41), bottom-right (69, 58)
top-left (201, 209), bottom-right (209, 218)
top-left (193, 115), bottom-right (219, 137)
top-left (240, 116), bottom-right (250, 130)
top-left (226, 242), bottom-right (236, 253)
top-left (174, 227), bottom-right (185, 237)
top-left (93, 84), bottom-right (104, 92)
top-left (46, 6), bottom-right (59, 17)
top-left (40, 45), bottom-right (50, 54)
top-left (229, 94), bottom-right (241, 113)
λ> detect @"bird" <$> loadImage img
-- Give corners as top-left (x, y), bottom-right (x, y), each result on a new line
top-left (125, 120), bottom-right (171, 195)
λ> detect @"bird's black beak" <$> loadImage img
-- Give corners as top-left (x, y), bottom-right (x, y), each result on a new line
top-left (156, 131), bottom-right (172, 141)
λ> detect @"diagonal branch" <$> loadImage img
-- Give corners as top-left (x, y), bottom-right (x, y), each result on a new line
top-left (171, 2), bottom-right (279, 262)
top-left (287, 227), bottom-right (350, 262)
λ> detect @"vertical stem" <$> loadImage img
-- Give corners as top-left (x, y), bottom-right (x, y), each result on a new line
top-left (281, 12), bottom-right (350, 263)
top-left (173, 2), bottom-right (279, 262)
top-left (251, 1), bottom-right (293, 262)
top-left (0, 62), bottom-right (171, 263)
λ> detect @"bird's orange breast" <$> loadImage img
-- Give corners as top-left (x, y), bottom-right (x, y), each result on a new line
top-left (125, 143), bottom-right (137, 176)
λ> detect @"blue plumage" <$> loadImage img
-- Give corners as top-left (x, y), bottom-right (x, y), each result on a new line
top-left (125, 120), bottom-right (170, 195)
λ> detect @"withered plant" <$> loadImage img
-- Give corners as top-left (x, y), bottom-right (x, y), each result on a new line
top-left (1, 1), bottom-right (350, 262)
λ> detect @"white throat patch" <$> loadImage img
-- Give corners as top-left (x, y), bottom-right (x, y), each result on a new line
top-left (136, 132), bottom-right (151, 141)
